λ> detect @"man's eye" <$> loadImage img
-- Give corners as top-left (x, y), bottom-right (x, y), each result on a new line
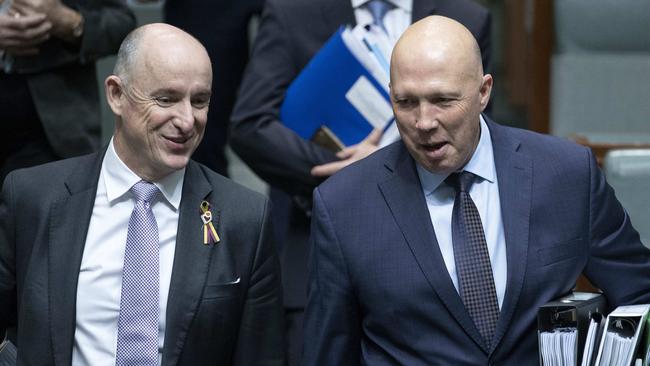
top-left (192, 98), bottom-right (210, 108)
top-left (395, 99), bottom-right (415, 108)
top-left (436, 97), bottom-right (454, 106)
top-left (154, 96), bottom-right (174, 106)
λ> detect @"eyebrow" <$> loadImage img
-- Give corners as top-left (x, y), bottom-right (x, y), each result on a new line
top-left (149, 88), bottom-right (211, 98)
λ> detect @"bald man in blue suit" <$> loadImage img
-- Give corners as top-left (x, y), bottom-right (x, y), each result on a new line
top-left (303, 16), bottom-right (650, 365)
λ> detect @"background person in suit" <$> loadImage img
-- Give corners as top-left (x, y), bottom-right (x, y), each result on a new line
top-left (0, 23), bottom-right (284, 365)
top-left (164, 0), bottom-right (264, 176)
top-left (303, 16), bottom-right (650, 364)
top-left (0, 0), bottom-right (135, 183)
top-left (229, 1), bottom-right (490, 363)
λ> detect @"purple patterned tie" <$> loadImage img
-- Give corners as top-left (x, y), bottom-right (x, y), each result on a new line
top-left (366, 0), bottom-right (393, 34)
top-left (447, 172), bottom-right (500, 348)
top-left (115, 181), bottom-right (160, 365)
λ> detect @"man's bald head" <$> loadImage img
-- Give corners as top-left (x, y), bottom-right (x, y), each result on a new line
top-left (105, 22), bottom-right (212, 181)
top-left (388, 15), bottom-right (492, 174)
top-left (391, 15), bottom-right (483, 86)
top-left (113, 23), bottom-right (211, 86)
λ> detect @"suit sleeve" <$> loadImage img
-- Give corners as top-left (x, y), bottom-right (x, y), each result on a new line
top-left (302, 188), bottom-right (361, 365)
top-left (582, 148), bottom-right (650, 306)
top-left (0, 175), bottom-right (17, 339)
top-left (75, 0), bottom-right (136, 63)
top-left (233, 199), bottom-right (285, 366)
top-left (229, 0), bottom-right (337, 197)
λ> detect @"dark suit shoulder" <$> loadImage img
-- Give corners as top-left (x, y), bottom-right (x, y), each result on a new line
top-left (490, 123), bottom-right (593, 176)
top-left (3, 152), bottom-right (101, 192)
top-left (500, 123), bottom-right (589, 160)
top-left (265, 0), bottom-right (328, 17)
top-left (318, 142), bottom-right (402, 198)
top-left (435, 0), bottom-right (490, 20)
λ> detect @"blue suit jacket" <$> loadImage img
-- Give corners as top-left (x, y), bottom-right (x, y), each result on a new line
top-left (303, 118), bottom-right (650, 365)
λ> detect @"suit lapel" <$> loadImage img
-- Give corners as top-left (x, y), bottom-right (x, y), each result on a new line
top-left (49, 152), bottom-right (104, 366)
top-left (486, 119), bottom-right (532, 353)
top-left (162, 161), bottom-right (216, 366)
top-left (378, 144), bottom-right (488, 352)
top-left (412, 0), bottom-right (438, 22)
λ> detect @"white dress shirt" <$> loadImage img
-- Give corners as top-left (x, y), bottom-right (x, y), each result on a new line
top-left (417, 116), bottom-right (507, 309)
top-left (352, 0), bottom-right (412, 146)
top-left (72, 139), bottom-right (184, 365)
top-left (352, 0), bottom-right (412, 44)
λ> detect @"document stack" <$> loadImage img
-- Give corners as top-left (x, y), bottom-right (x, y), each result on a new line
top-left (538, 292), bottom-right (607, 366)
top-left (594, 304), bottom-right (650, 366)
top-left (280, 25), bottom-right (398, 152)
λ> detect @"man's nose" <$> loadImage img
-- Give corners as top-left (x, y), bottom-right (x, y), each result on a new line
top-left (174, 99), bottom-right (194, 131)
top-left (415, 103), bottom-right (439, 131)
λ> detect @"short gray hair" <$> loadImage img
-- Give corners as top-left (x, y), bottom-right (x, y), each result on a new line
top-left (113, 27), bottom-right (146, 85)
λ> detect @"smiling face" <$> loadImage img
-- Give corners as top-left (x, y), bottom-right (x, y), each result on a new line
top-left (106, 25), bottom-right (212, 181)
top-left (390, 16), bottom-right (492, 174)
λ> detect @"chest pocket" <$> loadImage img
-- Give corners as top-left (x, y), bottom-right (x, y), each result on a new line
top-left (202, 279), bottom-right (241, 300)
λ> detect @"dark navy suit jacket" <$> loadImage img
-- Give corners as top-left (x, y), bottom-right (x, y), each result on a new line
top-left (303, 117), bottom-right (650, 365)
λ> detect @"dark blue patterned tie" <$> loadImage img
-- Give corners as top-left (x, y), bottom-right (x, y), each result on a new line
top-left (366, 0), bottom-right (393, 34)
top-left (115, 181), bottom-right (160, 365)
top-left (447, 171), bottom-right (500, 348)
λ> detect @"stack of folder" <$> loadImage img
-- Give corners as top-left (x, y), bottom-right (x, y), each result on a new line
top-left (280, 25), bottom-right (398, 152)
top-left (538, 294), bottom-right (650, 366)
top-left (538, 292), bottom-right (607, 366)
top-left (594, 304), bottom-right (650, 366)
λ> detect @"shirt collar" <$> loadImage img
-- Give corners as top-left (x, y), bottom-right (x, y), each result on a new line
top-left (351, 0), bottom-right (412, 12)
top-left (417, 115), bottom-right (496, 194)
top-left (102, 138), bottom-right (185, 210)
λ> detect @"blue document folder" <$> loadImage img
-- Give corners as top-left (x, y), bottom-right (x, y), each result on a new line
top-left (280, 27), bottom-right (391, 147)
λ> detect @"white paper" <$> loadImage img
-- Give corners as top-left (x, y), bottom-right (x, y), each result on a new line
top-left (540, 329), bottom-right (577, 366)
top-left (582, 319), bottom-right (598, 366)
top-left (345, 76), bottom-right (393, 130)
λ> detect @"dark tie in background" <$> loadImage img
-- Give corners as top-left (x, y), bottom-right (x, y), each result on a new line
top-left (366, 0), bottom-right (394, 34)
top-left (447, 171), bottom-right (500, 348)
top-left (115, 181), bottom-right (161, 365)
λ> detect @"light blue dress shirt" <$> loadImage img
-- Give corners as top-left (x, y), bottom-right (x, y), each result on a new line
top-left (417, 116), bottom-right (507, 309)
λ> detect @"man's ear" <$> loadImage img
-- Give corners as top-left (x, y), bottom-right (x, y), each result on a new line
top-left (105, 75), bottom-right (125, 116)
top-left (479, 74), bottom-right (493, 112)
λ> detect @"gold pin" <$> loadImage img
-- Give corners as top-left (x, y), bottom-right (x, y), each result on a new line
top-left (200, 200), bottom-right (220, 245)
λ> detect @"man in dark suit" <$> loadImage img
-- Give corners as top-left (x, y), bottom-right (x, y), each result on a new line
top-left (164, 0), bottom-right (264, 176)
top-left (0, 23), bottom-right (283, 365)
top-left (303, 16), bottom-right (650, 364)
top-left (0, 0), bottom-right (135, 182)
top-left (229, 1), bottom-right (490, 363)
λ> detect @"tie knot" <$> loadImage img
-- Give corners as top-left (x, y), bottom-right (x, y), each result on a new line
top-left (366, 0), bottom-right (393, 30)
top-left (446, 171), bottom-right (476, 193)
top-left (130, 181), bottom-right (160, 203)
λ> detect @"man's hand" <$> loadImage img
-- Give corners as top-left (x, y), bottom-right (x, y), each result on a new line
top-left (11, 0), bottom-right (60, 17)
top-left (0, 12), bottom-right (51, 55)
top-left (311, 128), bottom-right (382, 177)
top-left (12, 0), bottom-right (82, 43)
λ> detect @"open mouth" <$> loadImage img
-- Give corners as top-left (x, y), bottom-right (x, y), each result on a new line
top-left (421, 141), bottom-right (449, 158)
top-left (423, 141), bottom-right (447, 150)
